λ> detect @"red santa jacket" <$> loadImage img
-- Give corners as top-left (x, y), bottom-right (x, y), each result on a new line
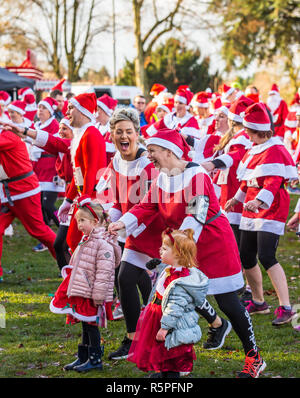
top-left (271, 99), bottom-right (289, 139)
top-left (119, 162), bottom-right (243, 295)
top-left (0, 129), bottom-right (40, 204)
top-left (235, 136), bottom-right (298, 235)
top-left (213, 129), bottom-right (252, 225)
top-left (32, 117), bottom-right (61, 192)
top-left (33, 122), bottom-right (106, 201)
top-left (144, 111), bottom-right (200, 139)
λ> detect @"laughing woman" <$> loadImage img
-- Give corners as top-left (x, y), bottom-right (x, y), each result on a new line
top-left (108, 128), bottom-right (266, 378)
top-left (96, 107), bottom-right (167, 360)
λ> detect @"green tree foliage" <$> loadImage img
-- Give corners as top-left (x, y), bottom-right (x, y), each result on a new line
top-left (209, 0), bottom-right (300, 88)
top-left (118, 38), bottom-right (221, 94)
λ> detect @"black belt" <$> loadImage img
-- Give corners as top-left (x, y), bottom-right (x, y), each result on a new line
top-left (41, 154), bottom-right (55, 158)
top-left (205, 209), bottom-right (222, 225)
top-left (1, 171), bottom-right (34, 206)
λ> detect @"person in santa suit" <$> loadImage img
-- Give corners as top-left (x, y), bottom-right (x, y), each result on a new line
top-left (56, 93), bottom-right (106, 252)
top-left (6, 93), bottom-right (106, 255)
top-left (220, 83), bottom-right (243, 106)
top-left (96, 107), bottom-right (167, 358)
top-left (0, 121), bottom-right (57, 281)
top-left (108, 129), bottom-right (267, 378)
top-left (266, 84), bottom-right (289, 140)
top-left (185, 103), bottom-right (229, 167)
top-left (0, 91), bottom-right (11, 125)
top-left (31, 97), bottom-right (62, 252)
top-left (18, 87), bottom-right (37, 124)
top-left (284, 91), bottom-right (300, 154)
top-left (144, 83), bottom-right (168, 124)
top-left (191, 91), bottom-right (216, 138)
top-left (141, 96), bottom-right (174, 139)
top-left (225, 102), bottom-right (298, 326)
top-left (145, 87), bottom-right (200, 139)
top-left (201, 96), bottom-right (254, 251)
top-left (95, 94), bottom-right (118, 165)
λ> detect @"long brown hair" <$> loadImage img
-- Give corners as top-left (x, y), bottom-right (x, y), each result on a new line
top-left (214, 121), bottom-right (243, 152)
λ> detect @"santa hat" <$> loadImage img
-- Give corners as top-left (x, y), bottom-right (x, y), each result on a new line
top-left (69, 93), bottom-right (97, 122)
top-left (146, 128), bottom-right (191, 160)
top-left (268, 83), bottom-right (280, 96)
top-left (51, 78), bottom-right (66, 92)
top-left (221, 84), bottom-right (235, 100)
top-left (38, 96), bottom-right (58, 115)
top-left (18, 87), bottom-right (35, 100)
top-left (228, 95), bottom-right (254, 123)
top-left (0, 91), bottom-right (11, 106)
top-left (150, 83), bottom-right (167, 97)
top-left (60, 116), bottom-right (74, 130)
top-left (246, 93), bottom-right (260, 103)
top-left (290, 92), bottom-right (300, 106)
top-left (243, 102), bottom-right (271, 131)
top-left (156, 97), bottom-right (174, 114)
top-left (97, 94), bottom-right (118, 117)
top-left (211, 96), bottom-right (222, 112)
top-left (174, 87), bottom-right (194, 106)
top-left (191, 91), bottom-right (209, 108)
top-left (7, 100), bottom-right (26, 115)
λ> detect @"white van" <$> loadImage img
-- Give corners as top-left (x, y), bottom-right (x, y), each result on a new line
top-left (71, 84), bottom-right (143, 106)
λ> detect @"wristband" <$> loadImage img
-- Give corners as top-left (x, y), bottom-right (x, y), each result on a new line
top-left (23, 127), bottom-right (29, 136)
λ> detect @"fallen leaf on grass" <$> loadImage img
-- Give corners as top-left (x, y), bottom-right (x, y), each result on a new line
top-left (15, 371), bottom-right (27, 376)
top-left (18, 343), bottom-right (24, 348)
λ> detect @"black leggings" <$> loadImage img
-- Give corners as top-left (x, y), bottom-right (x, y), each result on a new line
top-left (197, 291), bottom-right (257, 354)
top-left (118, 261), bottom-right (152, 333)
top-left (53, 224), bottom-right (70, 270)
top-left (81, 322), bottom-right (100, 347)
top-left (239, 230), bottom-right (279, 271)
top-left (41, 191), bottom-right (59, 227)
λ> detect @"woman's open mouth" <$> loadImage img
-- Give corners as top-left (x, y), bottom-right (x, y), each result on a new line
top-left (120, 141), bottom-right (130, 151)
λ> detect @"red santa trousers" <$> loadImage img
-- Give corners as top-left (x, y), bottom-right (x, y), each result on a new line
top-left (0, 192), bottom-right (56, 277)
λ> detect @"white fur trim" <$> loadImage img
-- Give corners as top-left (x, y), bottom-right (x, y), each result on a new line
top-left (38, 100), bottom-right (55, 115)
top-left (234, 188), bottom-right (246, 203)
top-left (108, 207), bottom-right (123, 222)
top-left (174, 94), bottom-right (187, 104)
top-left (97, 101), bottom-right (113, 117)
top-left (255, 189), bottom-right (274, 209)
top-left (70, 97), bottom-right (96, 123)
top-left (243, 119), bottom-right (271, 131)
top-left (146, 137), bottom-right (183, 159)
top-left (119, 212), bottom-right (139, 237)
top-left (121, 248), bottom-right (151, 269)
top-left (207, 270), bottom-right (244, 295)
top-left (227, 110), bottom-right (243, 123)
top-left (7, 104), bottom-right (25, 115)
top-left (226, 211), bottom-right (242, 225)
top-left (0, 186), bottom-right (41, 203)
top-left (34, 129), bottom-right (49, 147)
top-left (179, 215), bottom-right (203, 242)
top-left (181, 126), bottom-right (201, 138)
top-left (238, 163), bottom-right (298, 181)
top-left (215, 153), bottom-right (234, 168)
top-left (222, 87), bottom-right (235, 99)
top-left (240, 216), bottom-right (285, 235)
top-left (146, 123), bottom-right (158, 137)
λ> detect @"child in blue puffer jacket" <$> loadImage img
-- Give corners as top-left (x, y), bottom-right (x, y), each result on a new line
top-left (127, 228), bottom-right (209, 378)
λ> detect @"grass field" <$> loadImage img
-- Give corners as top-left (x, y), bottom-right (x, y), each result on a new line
top-left (0, 196), bottom-right (299, 380)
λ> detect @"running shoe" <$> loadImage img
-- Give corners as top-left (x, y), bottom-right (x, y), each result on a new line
top-left (32, 243), bottom-right (48, 252)
top-left (272, 306), bottom-right (295, 326)
top-left (203, 318), bottom-right (232, 350)
top-left (237, 349), bottom-right (266, 378)
top-left (246, 299), bottom-right (270, 315)
top-left (112, 302), bottom-right (124, 321)
top-left (108, 336), bottom-right (132, 360)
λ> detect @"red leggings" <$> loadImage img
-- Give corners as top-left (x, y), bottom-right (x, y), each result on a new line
top-left (0, 193), bottom-right (56, 277)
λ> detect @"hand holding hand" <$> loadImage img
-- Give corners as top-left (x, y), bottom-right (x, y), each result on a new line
top-left (156, 328), bottom-right (169, 342)
top-left (58, 199), bottom-right (72, 223)
top-left (201, 161), bottom-right (215, 172)
top-left (107, 221), bottom-right (125, 236)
